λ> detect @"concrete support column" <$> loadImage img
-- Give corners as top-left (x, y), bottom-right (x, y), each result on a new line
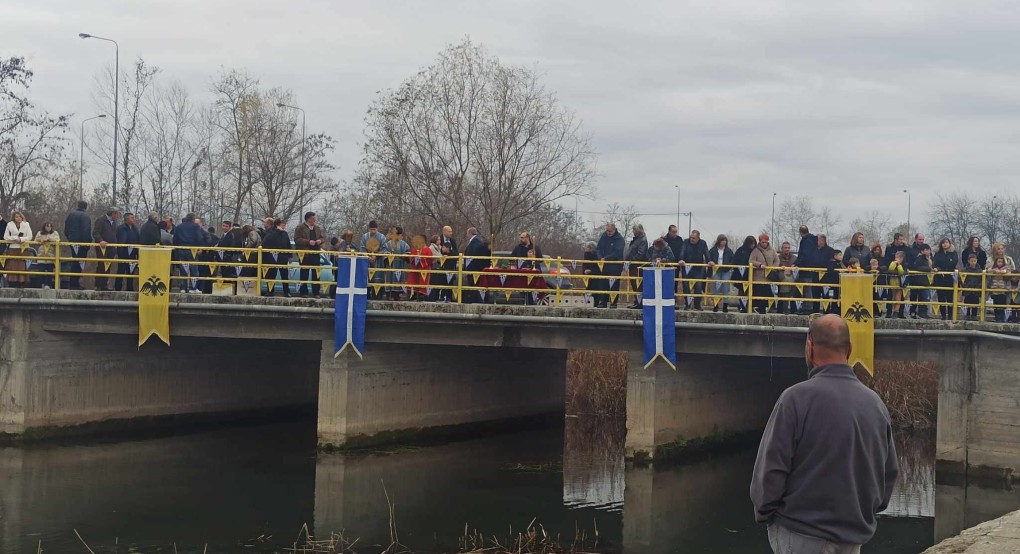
top-left (0, 311), bottom-right (30, 435)
top-left (317, 343), bottom-right (566, 449)
top-left (625, 351), bottom-right (803, 460)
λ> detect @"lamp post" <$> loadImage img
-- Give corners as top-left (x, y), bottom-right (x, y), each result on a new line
top-left (276, 103), bottom-right (306, 219)
top-left (903, 189), bottom-right (911, 237)
top-left (674, 185), bottom-right (681, 229)
top-left (991, 195), bottom-right (998, 243)
top-left (771, 192), bottom-right (777, 240)
top-left (79, 114), bottom-right (107, 198)
top-left (681, 211), bottom-right (693, 236)
top-left (79, 33), bottom-right (119, 206)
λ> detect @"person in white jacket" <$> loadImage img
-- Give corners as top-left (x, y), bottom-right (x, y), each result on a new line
top-left (3, 211), bottom-right (33, 287)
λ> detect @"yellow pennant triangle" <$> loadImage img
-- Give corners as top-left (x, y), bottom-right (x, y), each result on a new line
top-left (609, 291), bottom-right (619, 304)
top-left (453, 289), bottom-right (461, 302)
top-left (581, 276), bottom-right (589, 288)
top-left (439, 256), bottom-right (447, 267)
top-left (597, 261), bottom-right (605, 272)
top-left (265, 279), bottom-right (276, 292)
top-left (505, 290), bottom-right (512, 301)
top-left (527, 274), bottom-right (534, 285)
top-left (821, 299), bottom-right (830, 312)
top-left (191, 248), bottom-right (200, 258)
top-left (927, 273), bottom-right (935, 285)
top-left (209, 263), bottom-right (217, 274)
top-left (372, 284), bottom-right (383, 294)
top-left (634, 277), bottom-right (642, 290)
top-left (369, 268), bottom-right (376, 280)
top-left (795, 284), bottom-right (804, 294)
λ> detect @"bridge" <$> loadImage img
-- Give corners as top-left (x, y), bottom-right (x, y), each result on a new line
top-left (0, 288), bottom-right (1017, 483)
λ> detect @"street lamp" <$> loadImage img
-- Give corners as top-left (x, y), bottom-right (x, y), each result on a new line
top-left (771, 192), bottom-right (777, 240)
top-left (79, 114), bottom-right (107, 198)
top-left (680, 211), bottom-right (693, 236)
top-left (674, 185), bottom-right (681, 229)
top-left (903, 189), bottom-right (911, 237)
top-left (79, 33), bottom-right (119, 206)
top-left (277, 102), bottom-right (306, 218)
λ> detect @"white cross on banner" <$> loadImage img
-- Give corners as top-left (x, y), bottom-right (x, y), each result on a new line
top-left (334, 255), bottom-right (369, 358)
top-left (642, 267), bottom-right (677, 369)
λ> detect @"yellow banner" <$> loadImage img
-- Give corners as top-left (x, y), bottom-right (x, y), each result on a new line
top-left (840, 273), bottom-right (876, 375)
top-left (137, 247), bottom-right (172, 347)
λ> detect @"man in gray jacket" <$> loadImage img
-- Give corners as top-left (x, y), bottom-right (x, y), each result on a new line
top-left (751, 315), bottom-right (898, 554)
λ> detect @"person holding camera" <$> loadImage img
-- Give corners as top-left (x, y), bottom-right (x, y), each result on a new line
top-left (3, 211), bottom-right (33, 288)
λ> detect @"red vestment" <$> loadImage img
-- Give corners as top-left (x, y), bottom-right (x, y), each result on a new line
top-left (407, 247), bottom-right (433, 296)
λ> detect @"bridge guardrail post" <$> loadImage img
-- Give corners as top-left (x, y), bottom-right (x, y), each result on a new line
top-left (952, 270), bottom-right (959, 322)
top-left (746, 263), bottom-right (754, 314)
top-left (555, 256), bottom-right (563, 306)
top-left (456, 253), bottom-right (464, 304)
top-left (979, 270), bottom-right (988, 323)
top-left (256, 245), bottom-right (264, 296)
top-left (53, 243), bottom-right (62, 290)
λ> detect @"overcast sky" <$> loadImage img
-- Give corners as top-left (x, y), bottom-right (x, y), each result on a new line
top-left (5, 0), bottom-right (1019, 242)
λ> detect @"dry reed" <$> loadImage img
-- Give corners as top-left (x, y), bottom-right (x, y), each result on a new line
top-left (856, 361), bottom-right (938, 431)
top-left (565, 350), bottom-right (627, 417)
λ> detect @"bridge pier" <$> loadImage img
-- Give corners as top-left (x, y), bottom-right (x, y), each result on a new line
top-left (624, 351), bottom-right (804, 460)
top-left (0, 310), bottom-right (319, 438)
top-left (317, 342), bottom-right (566, 449)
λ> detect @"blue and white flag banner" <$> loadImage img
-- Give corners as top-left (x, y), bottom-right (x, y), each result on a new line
top-left (334, 255), bottom-right (369, 359)
top-left (642, 267), bottom-right (677, 370)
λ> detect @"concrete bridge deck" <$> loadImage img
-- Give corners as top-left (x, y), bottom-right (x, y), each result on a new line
top-left (0, 288), bottom-right (1017, 483)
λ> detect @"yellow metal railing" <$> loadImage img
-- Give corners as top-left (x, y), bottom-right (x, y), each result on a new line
top-left (0, 240), bottom-right (1017, 319)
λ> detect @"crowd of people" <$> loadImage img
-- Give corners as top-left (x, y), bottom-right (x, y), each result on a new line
top-left (2, 202), bottom-right (1018, 322)
top-left (590, 222), bottom-right (1018, 322)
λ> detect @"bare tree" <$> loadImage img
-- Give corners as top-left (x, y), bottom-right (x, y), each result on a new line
top-left (0, 57), bottom-right (69, 215)
top-left (840, 210), bottom-right (895, 247)
top-left (360, 38), bottom-right (596, 244)
top-left (211, 68), bottom-right (259, 223)
top-left (767, 195), bottom-right (844, 248)
top-left (927, 192), bottom-right (980, 250)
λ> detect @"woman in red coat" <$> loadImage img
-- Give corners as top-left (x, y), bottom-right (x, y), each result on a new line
top-left (407, 234), bottom-right (433, 300)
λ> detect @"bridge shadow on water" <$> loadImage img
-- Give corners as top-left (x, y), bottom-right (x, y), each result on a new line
top-left (2, 414), bottom-right (1015, 554)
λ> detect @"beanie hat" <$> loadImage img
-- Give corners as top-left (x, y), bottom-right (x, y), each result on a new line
top-left (758, 233), bottom-right (770, 243)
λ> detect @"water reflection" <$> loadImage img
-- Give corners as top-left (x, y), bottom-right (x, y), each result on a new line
top-left (0, 419), bottom-right (1015, 553)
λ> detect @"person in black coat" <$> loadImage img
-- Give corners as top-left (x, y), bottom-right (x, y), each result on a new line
top-left (960, 236), bottom-right (986, 271)
top-left (932, 238), bottom-right (960, 320)
top-left (216, 221), bottom-right (238, 288)
top-left (731, 236), bottom-right (757, 312)
top-left (63, 201), bottom-right (92, 290)
top-left (461, 227), bottom-right (489, 304)
top-left (794, 225), bottom-right (821, 314)
top-left (707, 234), bottom-right (735, 313)
top-left (114, 213), bottom-right (140, 292)
top-left (262, 218), bottom-right (292, 297)
top-left (677, 229), bottom-right (709, 310)
top-left (594, 223), bottom-right (626, 308)
top-left (434, 225), bottom-right (459, 302)
top-left (139, 211), bottom-right (161, 245)
top-left (905, 234), bottom-right (931, 317)
top-left (909, 244), bottom-right (935, 319)
top-left (511, 232), bottom-right (542, 269)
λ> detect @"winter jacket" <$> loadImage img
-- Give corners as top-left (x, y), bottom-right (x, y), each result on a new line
top-left (883, 243), bottom-right (909, 267)
top-left (932, 250), bottom-right (959, 287)
top-left (139, 219), bottom-right (161, 246)
top-left (63, 208), bottom-right (92, 243)
top-left (625, 234), bottom-right (648, 262)
top-left (749, 244), bottom-right (779, 282)
top-left (172, 220), bottom-right (206, 247)
top-left (961, 247), bottom-right (986, 270)
top-left (795, 233), bottom-right (820, 268)
top-left (647, 244), bottom-right (675, 264)
top-left (843, 245), bottom-right (870, 267)
top-left (116, 223), bottom-right (140, 258)
top-left (751, 364), bottom-right (897, 545)
top-left (910, 254), bottom-right (934, 287)
top-left (596, 231), bottom-right (626, 276)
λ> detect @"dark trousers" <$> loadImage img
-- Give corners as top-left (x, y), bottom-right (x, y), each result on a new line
top-left (299, 253), bottom-right (321, 296)
top-left (936, 288), bottom-right (954, 319)
top-left (963, 293), bottom-right (980, 319)
top-left (752, 283), bottom-right (773, 314)
top-left (797, 272), bottom-right (819, 313)
top-left (992, 293), bottom-right (1007, 322)
top-left (173, 250), bottom-right (199, 292)
top-left (682, 270), bottom-right (706, 309)
top-left (93, 247), bottom-right (117, 290)
top-left (595, 268), bottom-right (623, 307)
top-left (114, 257), bottom-right (137, 291)
top-left (909, 287), bottom-right (929, 317)
top-left (67, 245), bottom-right (89, 289)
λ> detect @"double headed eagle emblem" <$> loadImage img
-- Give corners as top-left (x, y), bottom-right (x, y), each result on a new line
top-left (140, 275), bottom-right (167, 297)
top-left (843, 301), bottom-right (872, 323)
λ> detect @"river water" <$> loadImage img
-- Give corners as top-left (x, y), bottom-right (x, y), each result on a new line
top-left (1, 418), bottom-right (1016, 554)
